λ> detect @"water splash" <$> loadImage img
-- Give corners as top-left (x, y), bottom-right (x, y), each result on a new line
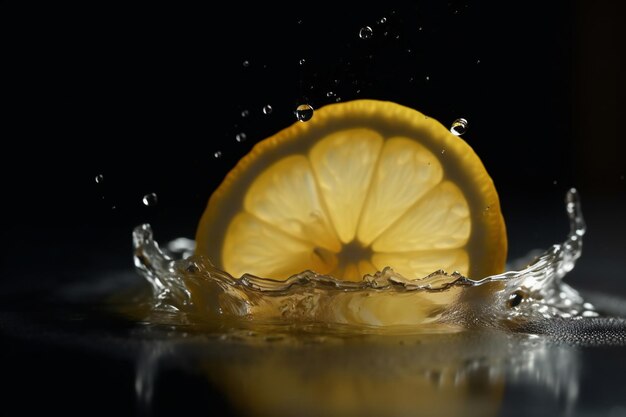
top-left (132, 189), bottom-right (595, 329)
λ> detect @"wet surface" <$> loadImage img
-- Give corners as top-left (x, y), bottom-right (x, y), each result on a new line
top-left (1, 280), bottom-right (626, 416)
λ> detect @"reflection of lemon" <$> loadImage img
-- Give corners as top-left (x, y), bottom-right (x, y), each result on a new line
top-left (196, 100), bottom-right (506, 281)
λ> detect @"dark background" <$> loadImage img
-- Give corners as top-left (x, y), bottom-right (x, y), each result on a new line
top-left (0, 1), bottom-right (625, 415)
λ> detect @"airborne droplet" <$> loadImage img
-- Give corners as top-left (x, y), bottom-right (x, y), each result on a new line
top-left (359, 26), bottom-right (373, 39)
top-left (142, 193), bottom-right (158, 207)
top-left (235, 133), bottom-right (247, 142)
top-left (450, 118), bottom-right (468, 136)
top-left (295, 104), bottom-right (314, 122)
top-left (214, 151), bottom-right (222, 158)
top-left (95, 174), bottom-right (103, 184)
top-left (262, 105), bottom-right (273, 115)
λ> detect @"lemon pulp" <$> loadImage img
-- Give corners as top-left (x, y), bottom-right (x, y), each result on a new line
top-left (196, 100), bottom-right (507, 281)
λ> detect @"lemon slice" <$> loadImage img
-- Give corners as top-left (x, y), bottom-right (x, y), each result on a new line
top-left (196, 100), bottom-right (507, 281)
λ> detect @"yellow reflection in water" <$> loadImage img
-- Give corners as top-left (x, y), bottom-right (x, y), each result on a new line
top-left (201, 332), bottom-right (505, 417)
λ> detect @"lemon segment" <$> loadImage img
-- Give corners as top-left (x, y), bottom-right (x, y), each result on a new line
top-left (308, 128), bottom-right (383, 244)
top-left (223, 213), bottom-right (337, 279)
top-left (243, 155), bottom-right (340, 252)
top-left (372, 181), bottom-right (470, 252)
top-left (356, 137), bottom-right (443, 246)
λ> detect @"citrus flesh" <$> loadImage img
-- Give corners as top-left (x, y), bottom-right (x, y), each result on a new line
top-left (196, 100), bottom-right (507, 281)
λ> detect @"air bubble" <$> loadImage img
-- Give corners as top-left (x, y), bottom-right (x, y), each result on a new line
top-left (235, 133), bottom-right (247, 142)
top-left (450, 118), bottom-right (468, 136)
top-left (262, 105), bottom-right (273, 115)
top-left (359, 26), bottom-right (373, 39)
top-left (142, 193), bottom-right (158, 207)
top-left (295, 104), bottom-right (314, 122)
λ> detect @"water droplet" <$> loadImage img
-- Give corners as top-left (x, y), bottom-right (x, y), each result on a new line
top-left (450, 118), bottom-right (468, 136)
top-left (335, 97), bottom-right (341, 102)
top-left (295, 104), bottom-right (314, 122)
top-left (241, 109), bottom-right (249, 118)
top-left (326, 91), bottom-right (335, 98)
top-left (111, 205), bottom-right (116, 210)
top-left (378, 17), bottom-right (387, 24)
top-left (95, 174), bottom-right (103, 184)
top-left (620, 174), bottom-right (624, 181)
top-left (425, 75), bottom-right (430, 81)
top-left (359, 26), bottom-right (373, 39)
top-left (262, 105), bottom-right (273, 115)
top-left (235, 133), bottom-right (247, 142)
top-left (142, 193), bottom-right (158, 207)
top-left (356, 89), bottom-right (361, 94)
top-left (297, 19), bottom-right (303, 25)
top-left (553, 180), bottom-right (558, 185)
top-left (299, 58), bottom-right (306, 65)
top-left (418, 26), bottom-right (423, 31)
top-left (214, 151), bottom-right (222, 158)
top-left (406, 48), bottom-right (412, 54)
top-left (395, 34), bottom-right (400, 40)
top-left (476, 59), bottom-right (481, 64)
top-left (242, 60), bottom-right (250, 68)
top-left (441, 149), bottom-right (446, 155)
